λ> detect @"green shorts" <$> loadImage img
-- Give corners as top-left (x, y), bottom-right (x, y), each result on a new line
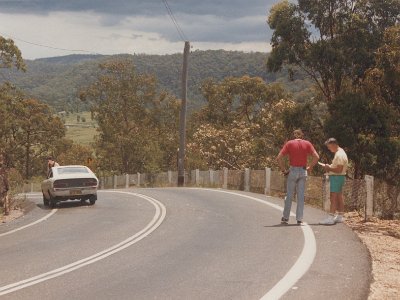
top-left (329, 175), bottom-right (346, 193)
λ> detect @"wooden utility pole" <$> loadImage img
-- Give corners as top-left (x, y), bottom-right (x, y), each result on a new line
top-left (178, 41), bottom-right (190, 187)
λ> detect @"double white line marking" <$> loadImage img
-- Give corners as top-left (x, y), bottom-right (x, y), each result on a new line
top-left (0, 191), bottom-right (166, 296)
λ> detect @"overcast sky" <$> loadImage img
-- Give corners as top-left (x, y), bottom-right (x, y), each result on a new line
top-left (0, 0), bottom-right (276, 59)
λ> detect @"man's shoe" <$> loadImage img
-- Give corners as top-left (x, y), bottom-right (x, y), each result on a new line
top-left (297, 220), bottom-right (303, 225)
top-left (281, 217), bottom-right (289, 225)
top-left (334, 214), bottom-right (344, 223)
top-left (319, 214), bottom-right (336, 225)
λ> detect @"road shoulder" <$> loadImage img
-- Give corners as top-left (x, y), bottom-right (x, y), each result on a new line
top-left (0, 194), bottom-right (49, 232)
top-left (345, 212), bottom-right (400, 299)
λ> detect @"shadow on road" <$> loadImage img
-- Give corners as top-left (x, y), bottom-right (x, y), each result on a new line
top-left (264, 223), bottom-right (329, 227)
top-left (264, 224), bottom-right (302, 228)
top-left (37, 201), bottom-right (93, 210)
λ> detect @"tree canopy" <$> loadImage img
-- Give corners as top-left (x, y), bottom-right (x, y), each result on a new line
top-left (1, 50), bottom-right (315, 112)
top-left (267, 0), bottom-right (400, 102)
top-left (188, 76), bottom-right (295, 170)
top-left (267, 1), bottom-right (400, 181)
top-left (81, 58), bottom-right (179, 174)
top-left (0, 36), bottom-right (25, 71)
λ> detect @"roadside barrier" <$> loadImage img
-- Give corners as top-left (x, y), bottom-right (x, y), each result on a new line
top-left (20, 168), bottom-right (399, 220)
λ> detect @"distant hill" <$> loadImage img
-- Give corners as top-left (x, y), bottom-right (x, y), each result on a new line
top-left (1, 50), bottom-right (313, 112)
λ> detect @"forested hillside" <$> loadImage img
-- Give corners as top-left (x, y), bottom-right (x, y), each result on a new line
top-left (1, 50), bottom-right (313, 112)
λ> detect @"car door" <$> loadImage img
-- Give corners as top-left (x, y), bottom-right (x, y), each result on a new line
top-left (42, 169), bottom-right (54, 197)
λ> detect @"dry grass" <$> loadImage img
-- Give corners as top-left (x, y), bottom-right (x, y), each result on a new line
top-left (65, 126), bottom-right (98, 146)
top-left (62, 112), bottom-right (98, 146)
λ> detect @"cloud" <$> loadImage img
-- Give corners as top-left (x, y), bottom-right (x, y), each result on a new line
top-left (0, 1), bottom-right (276, 59)
top-left (0, 0), bottom-right (275, 18)
top-left (98, 13), bottom-right (271, 43)
top-left (0, 11), bottom-right (270, 59)
top-left (167, 14), bottom-right (271, 43)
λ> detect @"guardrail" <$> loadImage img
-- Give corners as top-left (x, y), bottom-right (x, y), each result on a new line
top-left (20, 168), bottom-right (399, 220)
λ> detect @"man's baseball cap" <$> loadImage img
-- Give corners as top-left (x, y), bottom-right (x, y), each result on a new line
top-left (324, 137), bottom-right (338, 145)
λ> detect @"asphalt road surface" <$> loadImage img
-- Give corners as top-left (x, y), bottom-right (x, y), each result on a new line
top-left (0, 188), bottom-right (370, 300)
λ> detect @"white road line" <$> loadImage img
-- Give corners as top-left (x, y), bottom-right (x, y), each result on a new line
top-left (0, 193), bottom-right (57, 238)
top-left (0, 191), bottom-right (167, 296)
top-left (197, 188), bottom-right (317, 300)
top-left (0, 209), bottom-right (58, 238)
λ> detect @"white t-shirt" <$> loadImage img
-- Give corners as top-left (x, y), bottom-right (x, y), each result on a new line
top-left (329, 147), bottom-right (348, 175)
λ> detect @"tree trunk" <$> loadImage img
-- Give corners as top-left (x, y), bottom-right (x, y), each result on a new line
top-left (25, 132), bottom-right (31, 179)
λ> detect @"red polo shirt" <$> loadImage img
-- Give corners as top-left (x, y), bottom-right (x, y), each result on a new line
top-left (279, 139), bottom-right (316, 167)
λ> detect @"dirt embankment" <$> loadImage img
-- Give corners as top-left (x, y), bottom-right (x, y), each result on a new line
top-left (345, 212), bottom-right (400, 300)
top-left (1, 196), bottom-right (36, 223)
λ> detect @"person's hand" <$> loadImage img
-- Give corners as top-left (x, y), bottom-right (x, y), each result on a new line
top-left (306, 166), bottom-right (313, 173)
top-left (323, 164), bottom-right (330, 171)
top-left (281, 169), bottom-right (289, 176)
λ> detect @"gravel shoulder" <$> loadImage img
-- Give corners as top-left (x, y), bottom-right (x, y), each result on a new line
top-left (1, 195), bottom-right (35, 224)
top-left (1, 208), bottom-right (24, 223)
top-left (345, 212), bottom-right (400, 300)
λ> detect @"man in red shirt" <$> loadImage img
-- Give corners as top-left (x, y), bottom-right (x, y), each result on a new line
top-left (277, 129), bottom-right (319, 224)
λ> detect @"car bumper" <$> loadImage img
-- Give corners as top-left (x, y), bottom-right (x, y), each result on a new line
top-left (51, 187), bottom-right (97, 200)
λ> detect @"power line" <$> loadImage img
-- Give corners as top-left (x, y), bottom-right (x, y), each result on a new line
top-left (1, 2), bottom-right (189, 54)
top-left (0, 31), bottom-right (100, 55)
top-left (162, 0), bottom-right (188, 41)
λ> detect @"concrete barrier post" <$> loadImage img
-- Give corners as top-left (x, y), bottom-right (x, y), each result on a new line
top-left (101, 177), bottom-right (105, 190)
top-left (323, 175), bottom-right (330, 211)
top-left (125, 174), bottom-right (129, 189)
top-left (244, 168), bottom-right (250, 192)
top-left (365, 175), bottom-right (374, 220)
top-left (264, 167), bottom-right (271, 195)
top-left (137, 172), bottom-right (141, 187)
top-left (113, 175), bottom-right (117, 189)
top-left (209, 169), bottom-right (214, 186)
top-left (168, 170), bottom-right (172, 185)
top-left (223, 167), bottom-right (228, 189)
top-left (195, 169), bottom-right (200, 186)
top-left (30, 182), bottom-right (34, 193)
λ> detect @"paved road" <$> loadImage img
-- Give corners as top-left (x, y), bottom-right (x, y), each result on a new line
top-left (0, 188), bottom-right (370, 299)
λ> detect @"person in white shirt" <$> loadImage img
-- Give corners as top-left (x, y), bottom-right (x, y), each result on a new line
top-left (47, 156), bottom-right (60, 177)
top-left (320, 138), bottom-right (348, 225)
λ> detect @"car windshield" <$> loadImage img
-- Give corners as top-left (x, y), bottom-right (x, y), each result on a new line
top-left (57, 167), bottom-right (89, 174)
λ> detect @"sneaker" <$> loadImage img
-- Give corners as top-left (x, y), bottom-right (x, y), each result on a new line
top-left (334, 214), bottom-right (344, 223)
top-left (319, 214), bottom-right (336, 225)
top-left (281, 217), bottom-right (289, 225)
top-left (297, 220), bottom-right (303, 225)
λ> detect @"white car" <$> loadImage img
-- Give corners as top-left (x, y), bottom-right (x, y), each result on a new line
top-left (42, 165), bottom-right (99, 208)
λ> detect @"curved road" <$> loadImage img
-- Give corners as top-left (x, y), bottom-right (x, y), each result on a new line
top-left (0, 188), bottom-right (370, 299)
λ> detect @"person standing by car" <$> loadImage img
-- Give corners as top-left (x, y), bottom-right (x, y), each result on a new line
top-left (47, 156), bottom-right (60, 177)
top-left (277, 129), bottom-right (319, 225)
top-left (0, 153), bottom-right (10, 216)
top-left (319, 138), bottom-right (348, 225)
